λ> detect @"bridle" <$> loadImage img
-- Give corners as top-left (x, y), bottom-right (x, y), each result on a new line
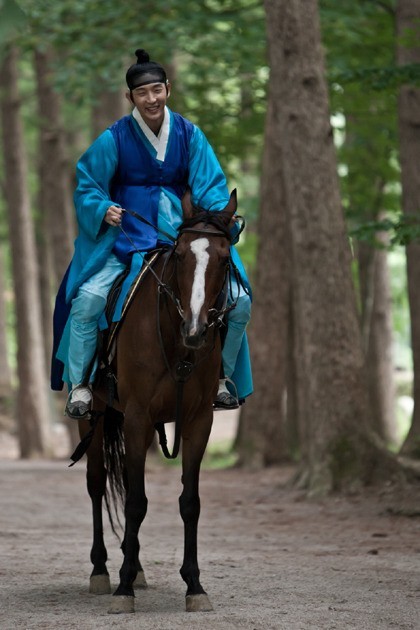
top-left (120, 207), bottom-right (243, 326)
top-left (164, 229), bottom-right (241, 327)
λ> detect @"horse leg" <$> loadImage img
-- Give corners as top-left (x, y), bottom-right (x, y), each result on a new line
top-left (79, 415), bottom-right (111, 595)
top-left (179, 411), bottom-right (214, 612)
top-left (108, 415), bottom-right (153, 614)
top-left (121, 466), bottom-right (148, 589)
top-left (120, 537), bottom-right (147, 589)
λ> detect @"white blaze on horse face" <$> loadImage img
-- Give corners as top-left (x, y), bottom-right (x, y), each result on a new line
top-left (189, 238), bottom-right (210, 334)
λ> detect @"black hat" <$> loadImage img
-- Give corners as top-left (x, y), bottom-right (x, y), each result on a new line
top-left (126, 49), bottom-right (167, 90)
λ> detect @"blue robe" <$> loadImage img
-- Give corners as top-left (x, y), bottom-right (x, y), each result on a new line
top-left (52, 108), bottom-right (252, 398)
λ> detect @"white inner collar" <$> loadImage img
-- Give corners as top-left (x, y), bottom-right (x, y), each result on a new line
top-left (133, 106), bottom-right (170, 162)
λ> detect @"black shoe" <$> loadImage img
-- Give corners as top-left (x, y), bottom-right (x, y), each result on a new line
top-left (65, 400), bottom-right (91, 420)
top-left (213, 391), bottom-right (239, 410)
top-left (65, 386), bottom-right (92, 420)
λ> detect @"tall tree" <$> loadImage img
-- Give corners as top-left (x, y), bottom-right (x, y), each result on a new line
top-left (397, 0), bottom-right (420, 457)
top-left (264, 0), bottom-right (394, 493)
top-left (321, 2), bottom-right (399, 445)
top-left (236, 96), bottom-right (291, 467)
top-left (34, 48), bottom-right (74, 287)
top-left (0, 45), bottom-right (51, 457)
top-left (34, 47), bottom-right (75, 373)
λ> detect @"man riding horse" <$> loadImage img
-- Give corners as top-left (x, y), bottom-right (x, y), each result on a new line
top-left (51, 49), bottom-right (253, 416)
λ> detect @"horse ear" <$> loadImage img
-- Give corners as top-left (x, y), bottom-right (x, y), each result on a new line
top-left (181, 187), bottom-right (195, 219)
top-left (225, 189), bottom-right (237, 218)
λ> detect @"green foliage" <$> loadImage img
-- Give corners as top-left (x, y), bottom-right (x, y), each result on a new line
top-left (321, 0), bottom-right (399, 229)
top-left (331, 63), bottom-right (420, 90)
top-left (320, 0), bottom-right (416, 368)
top-left (0, 0), bottom-right (27, 48)
top-left (18, 0), bottom-right (267, 181)
top-left (350, 214), bottom-right (420, 247)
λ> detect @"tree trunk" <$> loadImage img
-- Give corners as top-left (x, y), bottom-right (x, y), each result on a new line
top-left (358, 242), bottom-right (376, 354)
top-left (342, 116), bottom-right (396, 445)
top-left (0, 46), bottom-right (52, 457)
top-left (35, 49), bottom-right (86, 451)
top-left (397, 0), bottom-right (420, 457)
top-left (264, 0), bottom-right (393, 494)
top-left (236, 94), bottom-right (291, 468)
top-left (367, 246), bottom-right (397, 445)
top-left (358, 239), bottom-right (397, 446)
top-left (34, 48), bottom-right (74, 288)
top-left (35, 214), bottom-right (54, 373)
top-left (0, 247), bottom-right (12, 397)
top-left (91, 88), bottom-right (127, 140)
top-left (286, 286), bottom-right (304, 459)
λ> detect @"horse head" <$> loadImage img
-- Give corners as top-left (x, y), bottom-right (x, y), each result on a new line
top-left (175, 188), bottom-right (237, 349)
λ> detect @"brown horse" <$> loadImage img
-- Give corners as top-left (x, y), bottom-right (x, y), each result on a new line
top-left (77, 188), bottom-right (237, 614)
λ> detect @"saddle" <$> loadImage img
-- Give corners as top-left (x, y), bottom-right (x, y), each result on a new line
top-left (97, 249), bottom-right (164, 403)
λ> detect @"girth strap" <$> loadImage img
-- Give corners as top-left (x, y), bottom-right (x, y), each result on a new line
top-left (155, 360), bottom-right (194, 459)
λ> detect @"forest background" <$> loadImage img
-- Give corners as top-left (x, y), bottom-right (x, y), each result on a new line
top-left (0, 0), bottom-right (420, 496)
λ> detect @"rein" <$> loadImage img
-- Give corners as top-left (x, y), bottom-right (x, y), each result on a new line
top-left (118, 222), bottom-right (184, 317)
top-left (122, 207), bottom-right (176, 244)
top-left (119, 207), bottom-right (240, 323)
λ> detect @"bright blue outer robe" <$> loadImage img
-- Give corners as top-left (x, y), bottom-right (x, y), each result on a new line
top-left (52, 108), bottom-right (253, 399)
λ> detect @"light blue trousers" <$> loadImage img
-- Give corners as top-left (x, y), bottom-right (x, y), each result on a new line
top-left (222, 281), bottom-right (251, 379)
top-left (68, 254), bottom-right (126, 386)
top-left (67, 254), bottom-right (251, 386)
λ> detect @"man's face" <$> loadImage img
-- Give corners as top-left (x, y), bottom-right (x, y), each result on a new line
top-left (129, 81), bottom-right (171, 132)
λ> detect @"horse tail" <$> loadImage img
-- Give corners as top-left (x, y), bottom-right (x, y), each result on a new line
top-left (103, 405), bottom-right (126, 538)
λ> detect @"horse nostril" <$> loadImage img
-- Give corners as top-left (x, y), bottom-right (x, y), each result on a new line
top-left (180, 320), bottom-right (209, 349)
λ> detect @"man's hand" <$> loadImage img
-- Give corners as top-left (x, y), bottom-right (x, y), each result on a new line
top-left (104, 205), bottom-right (123, 226)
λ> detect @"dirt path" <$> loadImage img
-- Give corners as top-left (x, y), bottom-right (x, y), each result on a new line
top-left (0, 451), bottom-right (419, 630)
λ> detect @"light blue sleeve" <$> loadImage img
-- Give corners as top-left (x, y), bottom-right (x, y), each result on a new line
top-left (73, 130), bottom-right (119, 242)
top-left (160, 124), bottom-right (241, 241)
top-left (188, 126), bottom-right (230, 211)
top-left (157, 191), bottom-right (181, 240)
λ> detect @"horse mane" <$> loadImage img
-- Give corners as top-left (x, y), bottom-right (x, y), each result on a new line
top-left (178, 208), bottom-right (233, 242)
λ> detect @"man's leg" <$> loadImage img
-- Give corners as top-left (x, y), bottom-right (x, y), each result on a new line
top-left (215, 278), bottom-right (251, 410)
top-left (66, 254), bottom-right (126, 419)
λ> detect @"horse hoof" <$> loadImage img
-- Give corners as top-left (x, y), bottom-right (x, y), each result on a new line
top-left (89, 574), bottom-right (111, 594)
top-left (185, 593), bottom-right (213, 612)
top-left (133, 570), bottom-right (148, 589)
top-left (108, 595), bottom-right (135, 614)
